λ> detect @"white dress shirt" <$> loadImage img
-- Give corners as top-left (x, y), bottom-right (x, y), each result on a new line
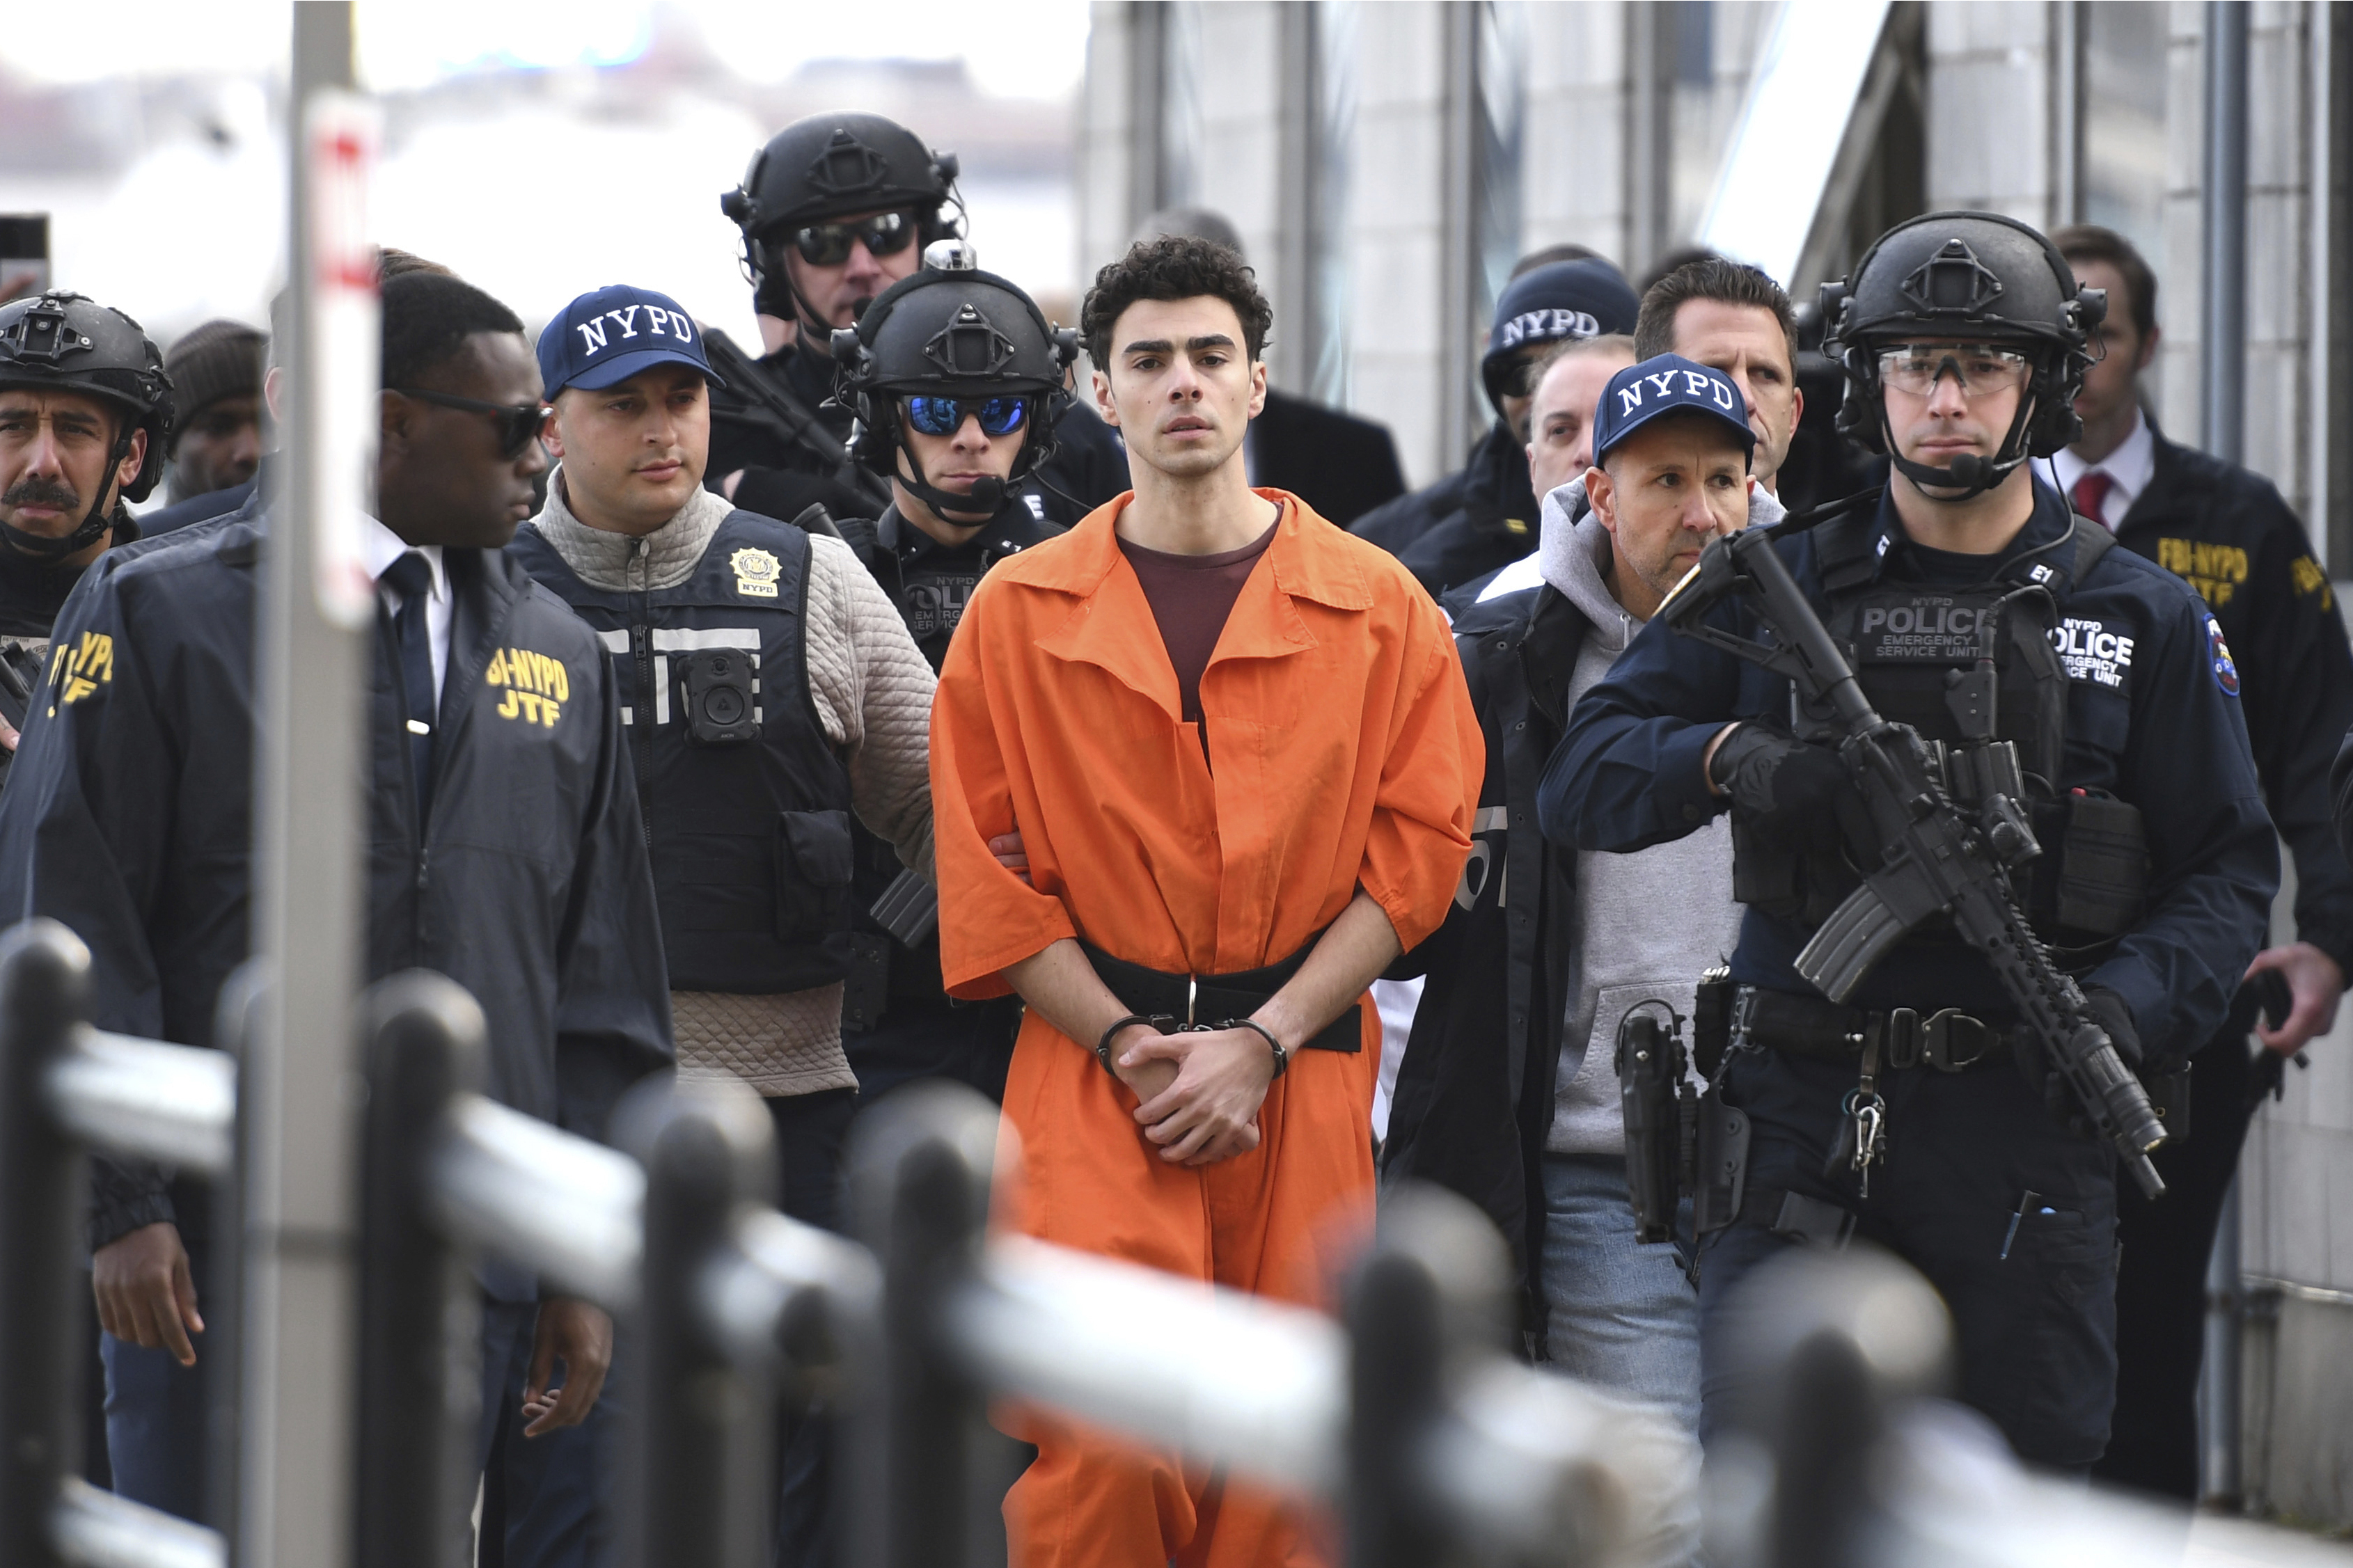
top-left (2045, 406), bottom-right (2157, 530)
top-left (359, 514), bottom-right (452, 704)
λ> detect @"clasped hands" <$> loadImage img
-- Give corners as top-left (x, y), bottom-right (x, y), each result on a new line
top-left (1103, 1019), bottom-right (1280, 1167)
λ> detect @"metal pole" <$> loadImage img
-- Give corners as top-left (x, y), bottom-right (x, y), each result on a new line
top-left (354, 974), bottom-right (487, 1568)
top-left (2198, 0), bottom-right (2249, 1509)
top-left (1437, 1), bottom-right (1479, 470)
top-left (241, 6), bottom-right (370, 1567)
top-left (2201, 0), bottom-right (2249, 464)
top-left (0, 923), bottom-right (93, 1567)
top-left (1344, 1195), bottom-right (1463, 1568)
top-left (620, 1084), bottom-right (778, 1568)
top-left (846, 1085), bottom-right (1000, 1568)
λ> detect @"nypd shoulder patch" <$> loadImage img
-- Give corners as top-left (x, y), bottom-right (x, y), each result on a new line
top-left (2208, 615), bottom-right (2240, 697)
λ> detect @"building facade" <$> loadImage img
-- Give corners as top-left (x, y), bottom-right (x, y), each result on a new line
top-left (1083, 0), bottom-right (2353, 1521)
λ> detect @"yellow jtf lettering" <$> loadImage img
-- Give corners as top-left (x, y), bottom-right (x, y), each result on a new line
top-left (2292, 555), bottom-right (2335, 610)
top-left (54, 631), bottom-right (116, 704)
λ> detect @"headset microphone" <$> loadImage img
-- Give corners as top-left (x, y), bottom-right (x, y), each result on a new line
top-left (964, 476), bottom-right (1007, 512)
top-left (1946, 453), bottom-right (1992, 489)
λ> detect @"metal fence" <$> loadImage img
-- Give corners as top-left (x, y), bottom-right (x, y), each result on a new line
top-left (0, 919), bottom-right (2333, 1568)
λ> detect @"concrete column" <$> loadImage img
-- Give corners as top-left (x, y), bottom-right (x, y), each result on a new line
top-left (1344, 1), bottom-right (1450, 486)
top-left (1521, 3), bottom-right (1633, 267)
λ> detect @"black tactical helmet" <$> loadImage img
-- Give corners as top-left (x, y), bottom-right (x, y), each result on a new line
top-left (831, 241), bottom-right (1078, 521)
top-left (0, 290), bottom-right (175, 557)
top-left (720, 113), bottom-right (963, 325)
top-left (1818, 211), bottom-right (2105, 500)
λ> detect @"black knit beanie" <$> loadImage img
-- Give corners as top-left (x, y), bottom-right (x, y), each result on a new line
top-left (162, 319), bottom-right (265, 452)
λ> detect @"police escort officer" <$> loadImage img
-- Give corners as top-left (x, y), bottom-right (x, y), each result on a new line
top-left (0, 269), bottom-right (675, 1553)
top-left (2045, 224), bottom-right (2353, 1500)
top-left (0, 290), bottom-right (171, 777)
top-left (710, 111), bottom-right (1123, 531)
top-left (820, 246), bottom-right (1076, 1104)
top-left (509, 281), bottom-right (936, 1568)
top-left (1540, 212), bottom-right (2279, 1470)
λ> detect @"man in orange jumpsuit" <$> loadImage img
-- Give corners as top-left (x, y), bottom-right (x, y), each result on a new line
top-left (927, 233), bottom-right (1482, 1565)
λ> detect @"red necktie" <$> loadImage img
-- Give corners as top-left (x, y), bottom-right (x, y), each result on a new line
top-left (2072, 470), bottom-right (2116, 526)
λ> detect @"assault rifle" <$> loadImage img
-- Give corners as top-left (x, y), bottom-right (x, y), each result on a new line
top-left (1658, 515), bottom-right (2169, 1198)
top-left (701, 328), bottom-right (895, 516)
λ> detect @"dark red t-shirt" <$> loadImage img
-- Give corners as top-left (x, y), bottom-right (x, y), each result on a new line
top-left (1117, 516), bottom-right (1280, 739)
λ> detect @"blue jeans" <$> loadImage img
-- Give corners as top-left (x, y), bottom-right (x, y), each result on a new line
top-left (1538, 1153), bottom-right (1703, 1434)
top-left (101, 1332), bottom-right (206, 1522)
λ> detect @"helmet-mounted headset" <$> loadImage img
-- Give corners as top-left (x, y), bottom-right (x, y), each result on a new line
top-left (828, 241), bottom-right (1078, 523)
top-left (0, 290), bottom-right (175, 560)
top-left (720, 113), bottom-right (964, 338)
top-left (1818, 210), bottom-right (2104, 503)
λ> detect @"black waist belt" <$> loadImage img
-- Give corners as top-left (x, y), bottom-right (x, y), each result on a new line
top-left (1738, 985), bottom-right (2015, 1072)
top-left (1079, 938), bottom-right (1364, 1055)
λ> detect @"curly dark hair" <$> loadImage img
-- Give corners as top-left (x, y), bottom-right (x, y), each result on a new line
top-left (1081, 234), bottom-right (1273, 369)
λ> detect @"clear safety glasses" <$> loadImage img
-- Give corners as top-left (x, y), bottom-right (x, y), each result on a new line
top-left (1877, 344), bottom-right (2033, 398)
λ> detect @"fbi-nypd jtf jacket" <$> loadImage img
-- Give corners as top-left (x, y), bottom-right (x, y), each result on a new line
top-left (1541, 483), bottom-right (2279, 1065)
top-left (0, 504), bottom-right (675, 1292)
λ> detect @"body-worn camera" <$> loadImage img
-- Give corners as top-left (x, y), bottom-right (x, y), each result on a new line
top-left (679, 647), bottom-right (760, 746)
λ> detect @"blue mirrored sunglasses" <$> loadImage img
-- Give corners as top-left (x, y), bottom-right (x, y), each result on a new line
top-left (905, 395), bottom-right (1028, 438)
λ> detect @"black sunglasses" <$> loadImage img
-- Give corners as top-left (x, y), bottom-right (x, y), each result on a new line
top-left (393, 388), bottom-right (551, 459)
top-left (788, 210), bottom-right (919, 268)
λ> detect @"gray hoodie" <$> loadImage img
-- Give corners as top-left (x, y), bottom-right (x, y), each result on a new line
top-left (1529, 480), bottom-right (1774, 1156)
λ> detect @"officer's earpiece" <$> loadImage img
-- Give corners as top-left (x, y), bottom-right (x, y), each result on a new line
top-left (1051, 326), bottom-right (1080, 375)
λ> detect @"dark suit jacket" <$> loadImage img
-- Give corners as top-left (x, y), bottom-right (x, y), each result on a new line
top-left (1249, 388), bottom-right (1408, 527)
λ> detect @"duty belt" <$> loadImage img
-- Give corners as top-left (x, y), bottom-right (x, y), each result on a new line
top-left (1079, 938), bottom-right (1364, 1056)
top-left (1734, 985), bottom-right (2015, 1072)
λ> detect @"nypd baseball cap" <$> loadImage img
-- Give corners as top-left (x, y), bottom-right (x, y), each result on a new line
top-left (1592, 354), bottom-right (1756, 470)
top-left (537, 283), bottom-right (725, 397)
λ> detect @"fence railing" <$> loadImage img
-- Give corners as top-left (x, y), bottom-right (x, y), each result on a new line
top-left (0, 919), bottom-right (2335, 1568)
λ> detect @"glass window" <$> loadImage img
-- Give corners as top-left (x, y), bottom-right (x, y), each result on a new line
top-left (2079, 2), bottom-right (2169, 262)
top-left (1307, 0), bottom-right (1358, 409)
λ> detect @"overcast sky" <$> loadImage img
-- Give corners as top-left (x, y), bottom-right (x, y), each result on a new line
top-left (17, 1), bottom-right (1092, 101)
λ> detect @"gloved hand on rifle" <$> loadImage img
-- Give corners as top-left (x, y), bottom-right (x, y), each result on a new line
top-left (2025, 983), bottom-right (2145, 1128)
top-left (1706, 724), bottom-right (1871, 847)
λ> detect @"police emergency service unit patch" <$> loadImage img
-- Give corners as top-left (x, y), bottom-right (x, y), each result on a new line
top-left (2208, 615), bottom-right (2241, 697)
top-left (2051, 616), bottom-right (2134, 692)
top-left (731, 547), bottom-right (782, 599)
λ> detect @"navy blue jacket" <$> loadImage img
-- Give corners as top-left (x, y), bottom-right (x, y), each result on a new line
top-left (0, 502), bottom-right (674, 1286)
top-left (2096, 424), bottom-right (2353, 980)
top-left (1541, 484), bottom-right (2278, 1061)
top-left (1381, 580), bottom-right (1582, 1341)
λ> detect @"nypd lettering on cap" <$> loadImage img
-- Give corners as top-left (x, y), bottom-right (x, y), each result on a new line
top-left (1591, 352), bottom-right (1757, 470)
top-left (537, 282), bottom-right (726, 398)
top-left (1493, 307), bottom-right (1602, 354)
top-left (1613, 365), bottom-right (1741, 420)
top-left (574, 303), bottom-right (694, 357)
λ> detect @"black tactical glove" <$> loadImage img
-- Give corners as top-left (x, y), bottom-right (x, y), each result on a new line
top-left (2082, 985), bottom-right (2142, 1070)
top-left (1708, 724), bottom-right (1862, 844)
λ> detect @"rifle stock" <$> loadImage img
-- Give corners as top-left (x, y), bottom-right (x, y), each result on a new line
top-left (702, 329), bottom-right (894, 514)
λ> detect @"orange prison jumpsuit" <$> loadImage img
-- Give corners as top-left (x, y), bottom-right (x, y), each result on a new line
top-left (930, 491), bottom-right (1483, 1568)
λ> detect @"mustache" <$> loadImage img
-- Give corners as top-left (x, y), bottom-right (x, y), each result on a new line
top-left (1, 477), bottom-right (79, 511)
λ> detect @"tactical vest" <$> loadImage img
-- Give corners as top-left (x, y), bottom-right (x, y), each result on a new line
top-left (1736, 512), bottom-right (2150, 955)
top-left (508, 512), bottom-right (855, 995)
top-left (837, 502), bottom-right (1063, 1031)
top-left (863, 500), bottom-right (1061, 668)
